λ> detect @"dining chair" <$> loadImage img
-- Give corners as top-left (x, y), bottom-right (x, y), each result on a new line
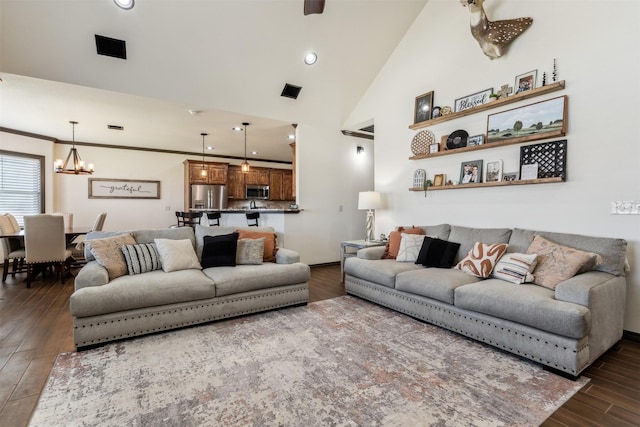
top-left (175, 211), bottom-right (202, 227)
top-left (24, 214), bottom-right (73, 287)
top-left (68, 212), bottom-right (107, 266)
top-left (1, 214), bottom-right (26, 282)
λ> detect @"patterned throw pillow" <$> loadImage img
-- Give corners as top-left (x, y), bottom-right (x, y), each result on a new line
top-left (491, 252), bottom-right (538, 284)
top-left (396, 233), bottom-right (427, 262)
top-left (236, 238), bottom-right (265, 265)
top-left (89, 233), bottom-right (137, 280)
top-left (455, 242), bottom-right (508, 278)
top-left (155, 238), bottom-right (202, 272)
top-left (382, 227), bottom-right (425, 259)
top-left (236, 230), bottom-right (277, 262)
top-left (526, 235), bottom-right (599, 290)
top-left (121, 243), bottom-right (162, 275)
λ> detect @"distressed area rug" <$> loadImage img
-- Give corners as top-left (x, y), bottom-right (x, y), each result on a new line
top-left (31, 296), bottom-right (587, 426)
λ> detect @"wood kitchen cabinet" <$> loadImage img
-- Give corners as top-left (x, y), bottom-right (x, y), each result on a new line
top-left (227, 165), bottom-right (245, 200)
top-left (186, 160), bottom-right (228, 185)
top-left (244, 168), bottom-right (270, 185)
top-left (269, 170), bottom-right (284, 201)
top-left (283, 170), bottom-right (294, 201)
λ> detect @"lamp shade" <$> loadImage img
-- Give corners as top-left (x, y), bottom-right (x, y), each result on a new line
top-left (358, 191), bottom-right (382, 210)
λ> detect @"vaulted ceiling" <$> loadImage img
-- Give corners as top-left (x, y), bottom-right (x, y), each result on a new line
top-left (0, 0), bottom-right (427, 162)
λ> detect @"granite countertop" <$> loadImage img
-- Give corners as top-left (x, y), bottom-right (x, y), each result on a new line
top-left (191, 208), bottom-right (301, 214)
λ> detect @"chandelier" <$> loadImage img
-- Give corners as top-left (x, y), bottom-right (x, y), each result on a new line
top-left (54, 121), bottom-right (94, 175)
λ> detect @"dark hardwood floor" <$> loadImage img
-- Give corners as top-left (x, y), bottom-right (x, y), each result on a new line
top-left (1, 264), bottom-right (638, 426)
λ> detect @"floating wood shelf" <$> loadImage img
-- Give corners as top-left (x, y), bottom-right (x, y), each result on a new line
top-left (408, 81), bottom-right (566, 131)
top-left (408, 177), bottom-right (564, 192)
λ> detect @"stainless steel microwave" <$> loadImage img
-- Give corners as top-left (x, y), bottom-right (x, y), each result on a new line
top-left (246, 185), bottom-right (269, 199)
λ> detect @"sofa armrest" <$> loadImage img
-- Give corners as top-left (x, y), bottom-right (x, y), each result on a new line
top-left (276, 247), bottom-right (300, 264)
top-left (74, 261), bottom-right (109, 291)
top-left (555, 271), bottom-right (624, 307)
top-left (358, 246), bottom-right (386, 260)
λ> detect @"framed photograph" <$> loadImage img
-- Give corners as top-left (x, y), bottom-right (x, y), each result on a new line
top-left (414, 91), bottom-right (434, 124)
top-left (429, 143), bottom-right (439, 153)
top-left (459, 160), bottom-right (483, 184)
top-left (486, 95), bottom-right (567, 144)
top-left (434, 174), bottom-right (446, 187)
top-left (467, 134), bottom-right (485, 147)
top-left (485, 160), bottom-right (503, 182)
top-left (89, 178), bottom-right (161, 199)
top-left (502, 172), bottom-right (519, 182)
top-left (454, 88), bottom-right (493, 112)
top-left (515, 70), bottom-right (537, 94)
top-left (432, 106), bottom-right (441, 119)
top-left (520, 163), bottom-right (539, 180)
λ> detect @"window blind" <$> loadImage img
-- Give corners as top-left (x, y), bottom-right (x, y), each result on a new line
top-left (0, 151), bottom-right (44, 227)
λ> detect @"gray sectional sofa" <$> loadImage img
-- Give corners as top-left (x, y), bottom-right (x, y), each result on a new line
top-left (344, 224), bottom-right (627, 377)
top-left (71, 225), bottom-right (310, 349)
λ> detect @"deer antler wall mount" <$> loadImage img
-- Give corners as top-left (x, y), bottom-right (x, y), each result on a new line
top-left (460, 0), bottom-right (533, 60)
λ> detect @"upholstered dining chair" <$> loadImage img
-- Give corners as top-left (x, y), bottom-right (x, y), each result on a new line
top-left (68, 212), bottom-right (107, 266)
top-left (24, 214), bottom-right (73, 287)
top-left (1, 214), bottom-right (26, 282)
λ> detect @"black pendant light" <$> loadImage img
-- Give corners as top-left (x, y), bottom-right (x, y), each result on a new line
top-left (200, 133), bottom-right (208, 177)
top-left (241, 122), bottom-right (251, 173)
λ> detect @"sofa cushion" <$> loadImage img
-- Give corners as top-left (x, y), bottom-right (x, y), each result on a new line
top-left (396, 233), bottom-right (426, 262)
top-left (85, 228), bottom-right (195, 262)
top-left (155, 238), bottom-right (202, 272)
top-left (236, 238), bottom-right (265, 265)
top-left (344, 257), bottom-right (424, 288)
top-left (201, 233), bottom-right (239, 268)
top-left (396, 268), bottom-right (481, 304)
top-left (236, 229), bottom-right (277, 262)
top-left (491, 252), bottom-right (537, 284)
top-left (447, 226), bottom-right (512, 264)
top-left (89, 233), bottom-right (137, 280)
top-left (526, 235), bottom-right (598, 290)
top-left (382, 227), bottom-right (424, 259)
top-left (121, 243), bottom-right (162, 275)
top-left (508, 228), bottom-right (627, 276)
top-left (415, 237), bottom-right (460, 268)
top-left (70, 269), bottom-right (216, 317)
top-left (204, 262), bottom-right (310, 297)
top-left (195, 225), bottom-right (276, 259)
top-left (454, 280), bottom-right (591, 339)
top-left (455, 242), bottom-right (508, 278)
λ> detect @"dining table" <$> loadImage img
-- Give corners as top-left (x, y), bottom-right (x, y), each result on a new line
top-left (0, 226), bottom-right (93, 246)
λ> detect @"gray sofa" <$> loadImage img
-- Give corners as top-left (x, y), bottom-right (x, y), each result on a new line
top-left (344, 224), bottom-right (627, 377)
top-left (71, 225), bottom-right (310, 349)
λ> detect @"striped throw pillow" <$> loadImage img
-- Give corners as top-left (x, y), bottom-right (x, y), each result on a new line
top-left (121, 243), bottom-right (162, 275)
top-left (491, 253), bottom-right (538, 284)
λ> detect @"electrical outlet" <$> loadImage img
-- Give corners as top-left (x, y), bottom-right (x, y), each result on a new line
top-left (338, 205), bottom-right (343, 212)
top-left (611, 201), bottom-right (640, 215)
top-left (165, 205), bottom-right (171, 211)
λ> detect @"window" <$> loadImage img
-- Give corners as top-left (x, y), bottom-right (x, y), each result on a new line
top-left (0, 150), bottom-right (45, 227)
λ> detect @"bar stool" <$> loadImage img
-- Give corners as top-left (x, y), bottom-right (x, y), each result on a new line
top-left (245, 212), bottom-right (260, 227)
top-left (176, 211), bottom-right (202, 227)
top-left (206, 212), bottom-right (221, 226)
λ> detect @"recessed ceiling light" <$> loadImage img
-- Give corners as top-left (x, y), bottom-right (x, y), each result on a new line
top-left (288, 134), bottom-right (295, 140)
top-left (251, 151), bottom-right (258, 155)
top-left (232, 126), bottom-right (243, 132)
top-left (114, 0), bottom-right (134, 10)
top-left (304, 52), bottom-right (317, 65)
top-left (206, 146), bottom-right (214, 150)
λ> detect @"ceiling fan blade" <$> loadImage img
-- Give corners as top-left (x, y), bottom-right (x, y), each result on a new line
top-left (304, 0), bottom-right (325, 15)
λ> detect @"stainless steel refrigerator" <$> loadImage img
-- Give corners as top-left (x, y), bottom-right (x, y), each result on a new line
top-left (190, 184), bottom-right (228, 209)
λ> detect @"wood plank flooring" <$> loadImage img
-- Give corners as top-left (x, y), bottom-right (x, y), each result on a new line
top-left (1, 264), bottom-right (638, 426)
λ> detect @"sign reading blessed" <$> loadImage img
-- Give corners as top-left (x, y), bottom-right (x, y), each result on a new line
top-left (454, 88), bottom-right (493, 112)
top-left (89, 179), bottom-right (161, 199)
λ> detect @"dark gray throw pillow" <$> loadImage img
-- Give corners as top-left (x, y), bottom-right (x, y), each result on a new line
top-left (415, 237), bottom-right (461, 268)
top-left (201, 232), bottom-right (239, 268)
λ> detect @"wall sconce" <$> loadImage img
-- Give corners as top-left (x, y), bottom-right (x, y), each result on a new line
top-left (356, 146), bottom-right (365, 156)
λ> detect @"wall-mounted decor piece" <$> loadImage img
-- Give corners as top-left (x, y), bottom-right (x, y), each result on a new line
top-left (519, 139), bottom-right (567, 180)
top-left (455, 88), bottom-right (493, 112)
top-left (414, 91), bottom-right (434, 124)
top-left (429, 143), bottom-right (440, 154)
top-left (515, 70), bottom-right (537, 94)
top-left (89, 178), bottom-right (161, 199)
top-left (487, 96), bottom-right (567, 144)
top-left (411, 130), bottom-right (436, 155)
top-left (496, 84), bottom-right (513, 99)
top-left (446, 129), bottom-right (469, 150)
top-left (502, 172), bottom-right (519, 182)
top-left (434, 174), bottom-right (446, 187)
top-left (460, 160), bottom-right (483, 184)
top-left (432, 106), bottom-right (442, 119)
top-left (412, 169), bottom-right (427, 188)
top-left (467, 134), bottom-right (485, 147)
top-left (460, 0), bottom-right (533, 59)
top-left (485, 160), bottom-right (503, 182)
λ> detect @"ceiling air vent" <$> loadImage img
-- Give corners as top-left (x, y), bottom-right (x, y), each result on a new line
top-left (281, 84), bottom-right (302, 100)
top-left (95, 34), bottom-right (127, 60)
top-left (360, 124), bottom-right (375, 134)
top-left (107, 124), bottom-right (124, 130)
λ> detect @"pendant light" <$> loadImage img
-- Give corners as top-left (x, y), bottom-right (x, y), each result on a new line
top-left (200, 133), bottom-right (208, 177)
top-left (241, 122), bottom-right (251, 173)
top-left (54, 121), bottom-right (94, 175)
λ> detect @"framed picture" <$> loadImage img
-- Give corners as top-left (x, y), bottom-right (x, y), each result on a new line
top-left (515, 70), bottom-right (537, 94)
top-left (434, 174), bottom-right (446, 186)
top-left (89, 178), bottom-right (161, 199)
top-left (454, 88), bottom-right (493, 112)
top-left (502, 172), bottom-right (519, 182)
top-left (432, 106), bottom-right (441, 119)
top-left (486, 95), bottom-right (567, 144)
top-left (429, 143), bottom-right (439, 153)
top-left (414, 91), bottom-right (434, 124)
top-left (485, 160), bottom-right (503, 182)
top-left (467, 134), bottom-right (485, 147)
top-left (459, 160), bottom-right (483, 184)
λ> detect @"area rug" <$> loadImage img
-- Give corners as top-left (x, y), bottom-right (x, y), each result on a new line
top-left (30, 296), bottom-right (587, 426)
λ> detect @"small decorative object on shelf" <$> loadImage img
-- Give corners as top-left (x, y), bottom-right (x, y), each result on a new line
top-left (519, 139), bottom-right (567, 180)
top-left (542, 72), bottom-right (547, 87)
top-left (514, 70), bottom-right (537, 94)
top-left (446, 129), bottom-right (469, 150)
top-left (434, 174), bottom-right (446, 187)
top-left (414, 91), bottom-right (434, 124)
top-left (413, 169), bottom-right (427, 188)
top-left (460, 160), bottom-right (483, 184)
top-left (485, 160), bottom-right (503, 182)
top-left (411, 130), bottom-right (436, 155)
top-left (496, 84), bottom-right (513, 99)
top-left (440, 106), bottom-right (453, 116)
top-left (502, 172), bottom-right (519, 182)
top-left (432, 106), bottom-right (442, 119)
top-left (423, 179), bottom-right (433, 197)
top-left (552, 58), bottom-right (558, 82)
top-left (454, 88), bottom-right (493, 112)
top-left (429, 143), bottom-right (439, 153)
top-left (467, 134), bottom-right (485, 147)
top-left (489, 93), bottom-right (499, 101)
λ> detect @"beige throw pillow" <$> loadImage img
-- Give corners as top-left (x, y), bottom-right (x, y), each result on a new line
top-left (89, 233), bottom-right (137, 280)
top-left (526, 235), bottom-right (599, 290)
top-left (236, 238), bottom-right (265, 265)
top-left (154, 238), bottom-right (202, 272)
top-left (396, 233), bottom-right (427, 262)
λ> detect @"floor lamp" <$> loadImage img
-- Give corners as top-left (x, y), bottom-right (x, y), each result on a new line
top-left (358, 191), bottom-right (382, 241)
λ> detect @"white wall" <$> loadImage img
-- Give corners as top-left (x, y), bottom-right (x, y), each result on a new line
top-left (345, 0), bottom-right (640, 332)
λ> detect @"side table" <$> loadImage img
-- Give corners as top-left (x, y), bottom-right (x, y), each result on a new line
top-left (340, 239), bottom-right (386, 283)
